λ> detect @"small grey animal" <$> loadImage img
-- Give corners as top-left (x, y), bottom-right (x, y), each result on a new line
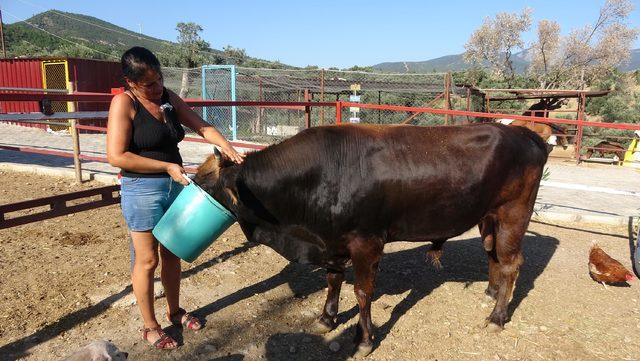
top-left (65, 340), bottom-right (128, 361)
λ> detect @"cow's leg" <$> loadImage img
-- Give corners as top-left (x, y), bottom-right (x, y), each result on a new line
top-left (485, 204), bottom-right (529, 332)
top-left (311, 269), bottom-right (345, 334)
top-left (348, 236), bottom-right (384, 358)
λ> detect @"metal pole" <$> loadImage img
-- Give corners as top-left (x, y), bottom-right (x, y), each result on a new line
top-left (201, 66), bottom-right (208, 123)
top-left (304, 89), bottom-right (311, 129)
top-left (444, 73), bottom-right (451, 125)
top-left (0, 9), bottom-right (6, 58)
top-left (336, 101), bottom-right (342, 124)
top-left (256, 76), bottom-right (262, 133)
top-left (230, 65), bottom-right (237, 141)
top-left (466, 88), bottom-right (471, 123)
top-left (320, 69), bottom-right (325, 125)
top-left (378, 90), bottom-right (381, 123)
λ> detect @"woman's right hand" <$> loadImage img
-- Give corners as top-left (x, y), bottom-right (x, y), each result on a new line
top-left (166, 163), bottom-right (189, 185)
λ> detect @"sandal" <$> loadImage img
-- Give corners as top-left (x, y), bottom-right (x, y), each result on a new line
top-left (140, 326), bottom-right (178, 350)
top-left (167, 307), bottom-right (202, 331)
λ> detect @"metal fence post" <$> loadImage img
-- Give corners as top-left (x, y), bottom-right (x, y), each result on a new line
top-left (230, 65), bottom-right (237, 141)
top-left (304, 89), bottom-right (311, 129)
top-left (336, 101), bottom-right (342, 124)
top-left (320, 69), bottom-right (325, 126)
top-left (444, 72), bottom-right (451, 125)
top-left (201, 65), bottom-right (208, 122)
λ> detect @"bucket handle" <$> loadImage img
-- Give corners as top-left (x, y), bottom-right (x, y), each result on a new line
top-left (181, 173), bottom-right (192, 184)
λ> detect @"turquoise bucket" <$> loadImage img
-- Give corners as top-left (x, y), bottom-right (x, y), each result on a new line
top-left (153, 176), bottom-right (236, 262)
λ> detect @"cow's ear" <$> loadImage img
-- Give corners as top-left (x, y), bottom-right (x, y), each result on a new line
top-left (214, 147), bottom-right (236, 169)
top-left (195, 154), bottom-right (220, 182)
top-left (213, 146), bottom-right (223, 160)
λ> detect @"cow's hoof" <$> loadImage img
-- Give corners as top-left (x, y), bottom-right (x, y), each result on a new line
top-left (484, 322), bottom-right (503, 333)
top-left (353, 343), bottom-right (373, 358)
top-left (484, 294), bottom-right (496, 303)
top-left (310, 319), bottom-right (334, 334)
top-left (484, 287), bottom-right (498, 300)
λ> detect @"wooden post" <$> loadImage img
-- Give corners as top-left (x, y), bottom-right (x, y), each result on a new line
top-left (69, 119), bottom-right (82, 183)
top-left (304, 89), bottom-right (311, 129)
top-left (574, 93), bottom-right (586, 163)
top-left (319, 69), bottom-right (325, 125)
top-left (67, 81), bottom-right (82, 183)
top-left (485, 94), bottom-right (490, 114)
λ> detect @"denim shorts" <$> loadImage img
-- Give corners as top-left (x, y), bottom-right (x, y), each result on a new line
top-left (120, 176), bottom-right (184, 232)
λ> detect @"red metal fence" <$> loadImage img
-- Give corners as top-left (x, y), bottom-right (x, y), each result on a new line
top-left (1, 91), bottom-right (639, 229)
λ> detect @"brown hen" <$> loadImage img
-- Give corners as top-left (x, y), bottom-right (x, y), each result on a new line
top-left (589, 243), bottom-right (634, 287)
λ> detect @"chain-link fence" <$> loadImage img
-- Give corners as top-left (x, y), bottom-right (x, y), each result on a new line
top-left (162, 66), bottom-right (476, 144)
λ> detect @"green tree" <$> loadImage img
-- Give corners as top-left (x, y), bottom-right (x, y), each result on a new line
top-left (154, 22), bottom-right (209, 97)
top-left (223, 45), bottom-right (246, 65)
top-left (464, 8), bottom-right (532, 84)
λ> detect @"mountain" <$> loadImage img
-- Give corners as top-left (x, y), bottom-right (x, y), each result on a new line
top-left (372, 49), bottom-right (640, 73)
top-left (4, 10), bottom-right (285, 68)
top-left (619, 48), bottom-right (640, 72)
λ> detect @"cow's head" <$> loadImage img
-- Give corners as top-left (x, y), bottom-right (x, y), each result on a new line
top-left (194, 148), bottom-right (240, 212)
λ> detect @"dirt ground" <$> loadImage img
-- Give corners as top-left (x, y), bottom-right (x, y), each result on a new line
top-left (1, 170), bottom-right (639, 361)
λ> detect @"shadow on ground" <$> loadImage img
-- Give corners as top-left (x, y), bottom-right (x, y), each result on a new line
top-left (176, 233), bottom-right (559, 360)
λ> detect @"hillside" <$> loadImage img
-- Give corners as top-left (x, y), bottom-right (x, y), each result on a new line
top-left (372, 50), bottom-right (640, 73)
top-left (4, 10), bottom-right (284, 68)
top-left (620, 48), bottom-right (640, 72)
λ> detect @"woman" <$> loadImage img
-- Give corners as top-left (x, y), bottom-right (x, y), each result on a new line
top-left (107, 46), bottom-right (244, 349)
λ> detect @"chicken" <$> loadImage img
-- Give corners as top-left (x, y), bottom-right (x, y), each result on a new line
top-left (588, 242), bottom-right (634, 287)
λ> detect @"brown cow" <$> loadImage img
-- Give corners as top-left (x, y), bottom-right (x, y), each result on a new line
top-left (194, 123), bottom-right (548, 357)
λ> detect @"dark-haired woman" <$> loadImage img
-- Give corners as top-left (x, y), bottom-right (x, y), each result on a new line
top-left (107, 46), bottom-right (244, 349)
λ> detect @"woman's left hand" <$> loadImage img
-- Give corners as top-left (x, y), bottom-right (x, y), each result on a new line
top-left (220, 143), bottom-right (245, 164)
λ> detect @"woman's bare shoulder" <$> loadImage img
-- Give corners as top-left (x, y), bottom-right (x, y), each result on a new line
top-left (109, 92), bottom-right (136, 117)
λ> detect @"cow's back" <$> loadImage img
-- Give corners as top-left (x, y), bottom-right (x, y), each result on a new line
top-left (238, 123), bottom-right (546, 242)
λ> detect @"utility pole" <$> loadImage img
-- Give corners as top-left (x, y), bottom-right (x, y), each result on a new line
top-left (0, 8), bottom-right (6, 58)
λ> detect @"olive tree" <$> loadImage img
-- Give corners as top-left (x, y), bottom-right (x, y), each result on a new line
top-left (463, 8), bottom-right (532, 84)
top-left (529, 0), bottom-right (638, 88)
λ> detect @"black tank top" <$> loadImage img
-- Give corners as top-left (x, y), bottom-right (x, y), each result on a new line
top-left (121, 88), bottom-right (185, 178)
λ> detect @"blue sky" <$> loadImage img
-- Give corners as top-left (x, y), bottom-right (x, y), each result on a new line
top-left (3, 0), bottom-right (640, 68)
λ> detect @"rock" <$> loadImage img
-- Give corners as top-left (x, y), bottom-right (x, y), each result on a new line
top-left (329, 341), bottom-right (340, 352)
top-left (203, 344), bottom-right (217, 353)
top-left (154, 282), bottom-right (165, 299)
